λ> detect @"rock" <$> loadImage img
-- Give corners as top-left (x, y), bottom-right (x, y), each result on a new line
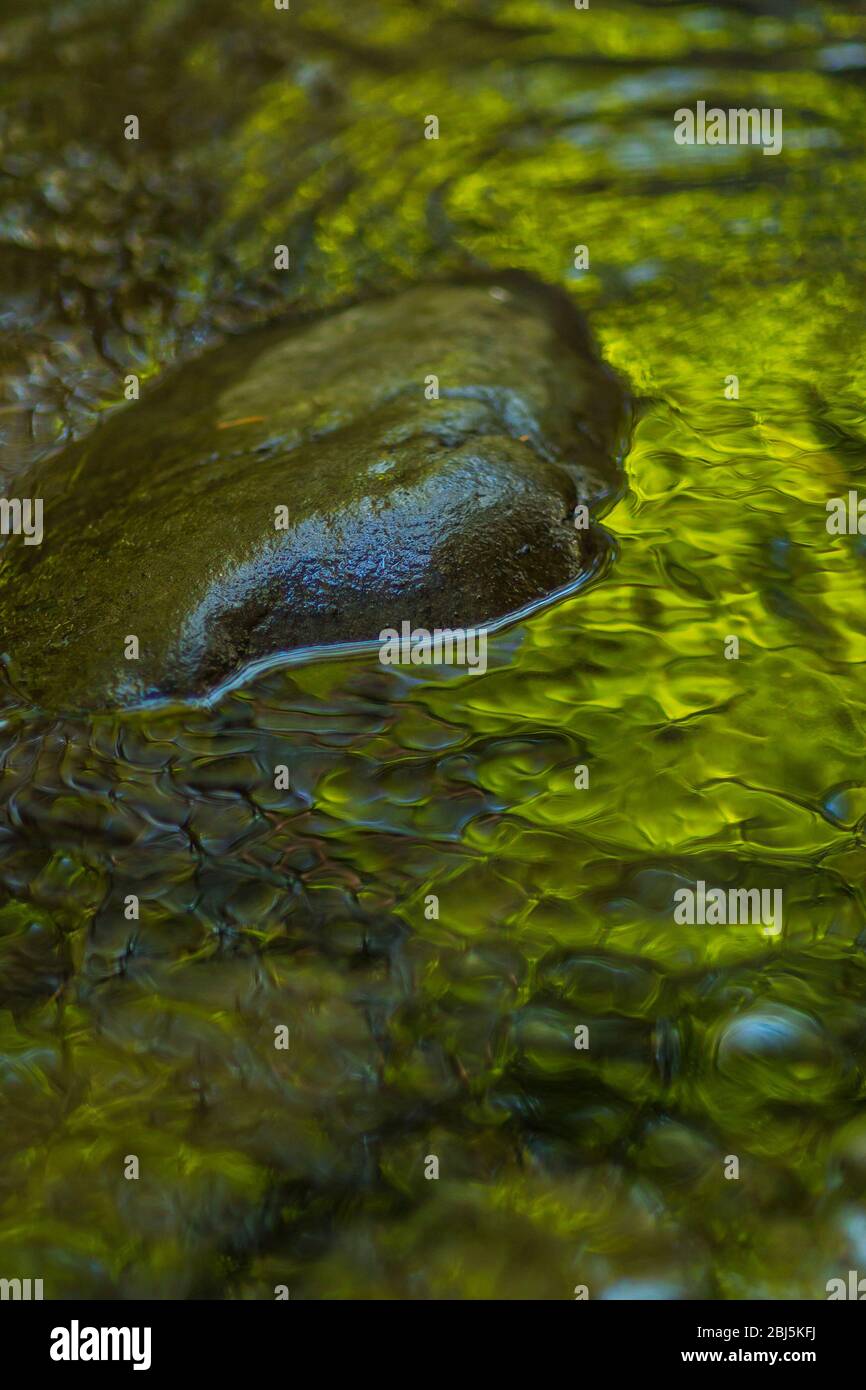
top-left (0, 273), bottom-right (627, 711)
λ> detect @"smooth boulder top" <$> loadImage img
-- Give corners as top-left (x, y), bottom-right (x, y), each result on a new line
top-left (0, 274), bottom-right (628, 711)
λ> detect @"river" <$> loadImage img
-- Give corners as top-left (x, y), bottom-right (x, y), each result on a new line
top-left (1, 0), bottom-right (865, 1299)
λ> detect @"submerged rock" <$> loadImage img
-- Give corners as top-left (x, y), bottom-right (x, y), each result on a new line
top-left (0, 274), bottom-right (627, 710)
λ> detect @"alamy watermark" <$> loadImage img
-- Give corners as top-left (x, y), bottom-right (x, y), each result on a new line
top-left (379, 621), bottom-right (487, 674)
top-left (673, 880), bottom-right (782, 936)
top-left (674, 103), bottom-right (783, 157)
top-left (826, 492), bottom-right (866, 534)
top-left (50, 1320), bottom-right (151, 1371)
top-left (0, 1277), bottom-right (43, 1299)
top-left (827, 1271), bottom-right (866, 1299)
top-left (0, 498), bottom-right (42, 545)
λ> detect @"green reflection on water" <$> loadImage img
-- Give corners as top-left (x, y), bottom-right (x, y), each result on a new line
top-left (1, 0), bottom-right (866, 1299)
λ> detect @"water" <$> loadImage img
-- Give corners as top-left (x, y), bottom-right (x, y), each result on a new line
top-left (1, 0), bottom-right (866, 1298)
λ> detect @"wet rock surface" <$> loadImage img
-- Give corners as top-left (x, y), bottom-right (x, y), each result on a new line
top-left (0, 275), bottom-right (625, 712)
top-left (2, 0), bottom-right (866, 1304)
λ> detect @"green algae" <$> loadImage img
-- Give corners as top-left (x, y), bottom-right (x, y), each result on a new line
top-left (1, 0), bottom-right (866, 1300)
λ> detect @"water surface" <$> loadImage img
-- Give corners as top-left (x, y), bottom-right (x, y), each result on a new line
top-left (1, 0), bottom-right (866, 1298)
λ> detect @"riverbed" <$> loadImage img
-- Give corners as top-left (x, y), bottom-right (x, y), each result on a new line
top-left (1, 0), bottom-right (865, 1299)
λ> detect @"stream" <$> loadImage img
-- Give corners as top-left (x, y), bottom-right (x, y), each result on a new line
top-left (1, 0), bottom-right (866, 1299)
